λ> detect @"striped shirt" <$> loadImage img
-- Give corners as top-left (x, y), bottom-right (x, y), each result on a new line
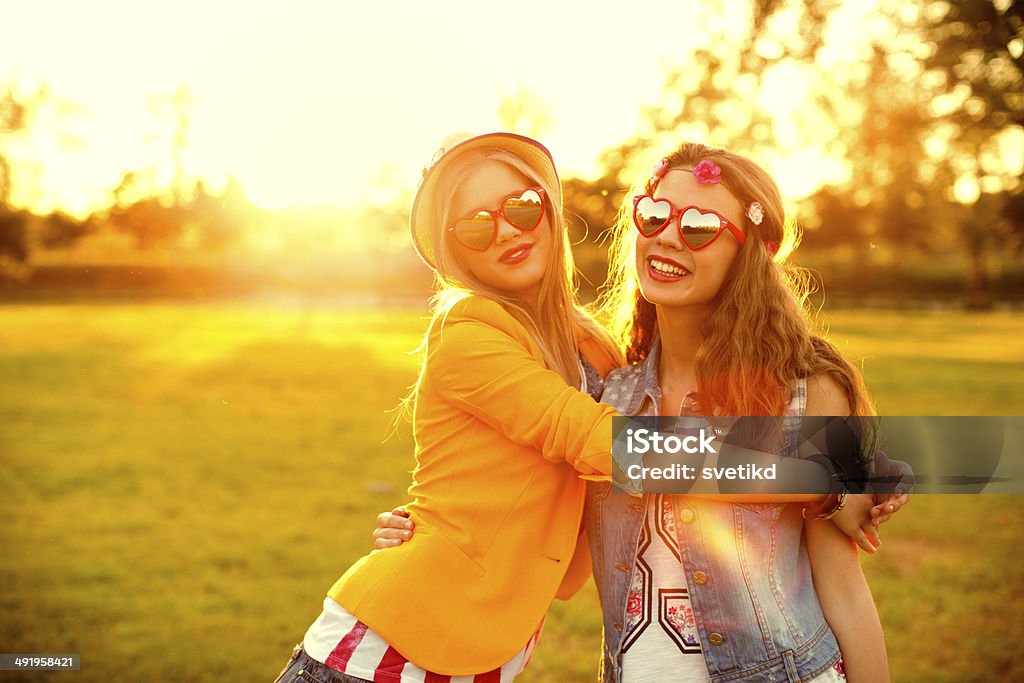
top-left (302, 598), bottom-right (542, 683)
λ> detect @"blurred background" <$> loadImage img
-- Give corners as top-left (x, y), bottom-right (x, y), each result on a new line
top-left (1, 0), bottom-right (1022, 681)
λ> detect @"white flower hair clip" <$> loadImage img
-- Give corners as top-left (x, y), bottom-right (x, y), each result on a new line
top-left (745, 201), bottom-right (764, 226)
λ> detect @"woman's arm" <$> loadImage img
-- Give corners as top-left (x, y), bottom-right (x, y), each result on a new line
top-left (429, 297), bottom-right (617, 477)
top-left (805, 517), bottom-right (890, 683)
top-left (804, 373), bottom-right (887, 551)
top-left (680, 374), bottom-right (892, 552)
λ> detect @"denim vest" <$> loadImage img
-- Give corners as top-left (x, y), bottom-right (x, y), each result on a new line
top-left (587, 340), bottom-right (842, 683)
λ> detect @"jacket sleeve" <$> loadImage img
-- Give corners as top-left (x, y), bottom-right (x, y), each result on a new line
top-left (427, 297), bottom-right (617, 478)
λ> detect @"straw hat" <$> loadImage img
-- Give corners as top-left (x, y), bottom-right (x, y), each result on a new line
top-left (409, 131), bottom-right (560, 268)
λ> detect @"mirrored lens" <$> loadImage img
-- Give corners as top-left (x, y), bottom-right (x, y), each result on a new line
top-left (679, 208), bottom-right (723, 248)
top-left (451, 212), bottom-right (496, 250)
top-left (634, 196), bottom-right (672, 236)
top-left (503, 189), bottom-right (544, 230)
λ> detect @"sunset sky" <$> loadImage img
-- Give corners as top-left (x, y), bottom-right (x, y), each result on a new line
top-left (3, 0), bottom-right (1020, 219)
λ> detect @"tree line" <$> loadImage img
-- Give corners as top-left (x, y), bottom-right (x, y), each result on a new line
top-left (1, 0), bottom-right (1021, 306)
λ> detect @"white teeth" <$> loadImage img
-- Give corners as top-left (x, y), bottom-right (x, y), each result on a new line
top-left (649, 258), bottom-right (689, 276)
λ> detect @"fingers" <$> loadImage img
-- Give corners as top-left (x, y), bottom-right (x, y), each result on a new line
top-left (870, 504), bottom-right (892, 526)
top-left (376, 511), bottom-right (414, 531)
top-left (852, 527), bottom-right (879, 554)
top-left (373, 527), bottom-right (412, 541)
top-left (372, 526), bottom-right (412, 550)
top-left (373, 508), bottom-right (414, 550)
top-left (863, 522), bottom-right (881, 549)
top-left (870, 492), bottom-right (910, 526)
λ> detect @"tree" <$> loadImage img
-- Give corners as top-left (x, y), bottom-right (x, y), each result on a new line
top-left (0, 83), bottom-right (39, 273)
top-left (921, 0), bottom-right (1024, 308)
top-left (104, 86), bottom-right (202, 249)
top-left (37, 212), bottom-right (93, 249)
top-left (0, 85), bottom-right (29, 207)
top-left (148, 86), bottom-right (198, 204)
top-left (109, 195), bottom-right (188, 250)
top-left (0, 78), bottom-right (92, 264)
top-left (0, 209), bottom-right (28, 261)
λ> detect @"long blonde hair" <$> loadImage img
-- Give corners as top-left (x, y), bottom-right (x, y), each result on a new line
top-left (403, 148), bottom-right (620, 420)
top-left (598, 142), bottom-right (873, 416)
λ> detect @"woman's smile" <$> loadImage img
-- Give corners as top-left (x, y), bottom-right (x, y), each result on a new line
top-left (646, 254), bottom-right (692, 281)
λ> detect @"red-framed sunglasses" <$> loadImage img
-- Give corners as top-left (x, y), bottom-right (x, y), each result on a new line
top-left (632, 195), bottom-right (747, 250)
top-left (447, 187), bottom-right (546, 251)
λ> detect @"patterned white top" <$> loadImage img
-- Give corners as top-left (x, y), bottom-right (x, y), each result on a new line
top-left (620, 496), bottom-right (848, 683)
top-left (619, 381), bottom-right (846, 683)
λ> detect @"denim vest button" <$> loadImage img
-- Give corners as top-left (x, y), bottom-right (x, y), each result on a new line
top-left (628, 501), bottom-right (643, 512)
top-left (693, 571), bottom-right (708, 585)
top-left (613, 623), bottom-right (623, 632)
top-left (708, 632), bottom-right (725, 645)
top-left (614, 563), bottom-right (630, 572)
top-left (680, 508), bottom-right (695, 523)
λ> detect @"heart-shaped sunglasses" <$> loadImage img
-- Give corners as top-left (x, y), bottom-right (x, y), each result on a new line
top-left (633, 195), bottom-right (747, 250)
top-left (447, 187), bottom-right (546, 251)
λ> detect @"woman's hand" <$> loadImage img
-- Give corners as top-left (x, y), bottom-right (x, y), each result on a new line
top-left (869, 492), bottom-right (910, 526)
top-left (868, 452), bottom-right (914, 526)
top-left (828, 494), bottom-right (882, 554)
top-left (372, 506), bottom-right (414, 549)
top-left (813, 488), bottom-right (909, 553)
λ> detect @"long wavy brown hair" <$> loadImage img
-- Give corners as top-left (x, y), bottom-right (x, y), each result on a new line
top-left (597, 142), bottom-right (874, 417)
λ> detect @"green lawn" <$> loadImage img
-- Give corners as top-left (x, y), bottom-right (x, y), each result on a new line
top-left (1, 303), bottom-right (1022, 682)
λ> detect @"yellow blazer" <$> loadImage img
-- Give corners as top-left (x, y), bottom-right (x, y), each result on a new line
top-left (328, 295), bottom-right (616, 674)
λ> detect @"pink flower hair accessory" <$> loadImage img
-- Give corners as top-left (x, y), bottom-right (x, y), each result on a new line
top-left (692, 159), bottom-right (721, 184)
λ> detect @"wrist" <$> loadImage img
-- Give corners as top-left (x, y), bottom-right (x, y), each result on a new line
top-left (802, 491), bottom-right (848, 520)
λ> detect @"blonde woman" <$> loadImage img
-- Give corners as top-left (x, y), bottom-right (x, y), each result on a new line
top-left (273, 132), bottom-right (624, 683)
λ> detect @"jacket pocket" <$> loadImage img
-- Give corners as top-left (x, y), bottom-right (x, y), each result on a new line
top-left (420, 531), bottom-right (487, 578)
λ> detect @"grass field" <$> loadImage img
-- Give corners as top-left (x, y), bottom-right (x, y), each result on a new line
top-left (1, 302), bottom-right (1023, 682)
